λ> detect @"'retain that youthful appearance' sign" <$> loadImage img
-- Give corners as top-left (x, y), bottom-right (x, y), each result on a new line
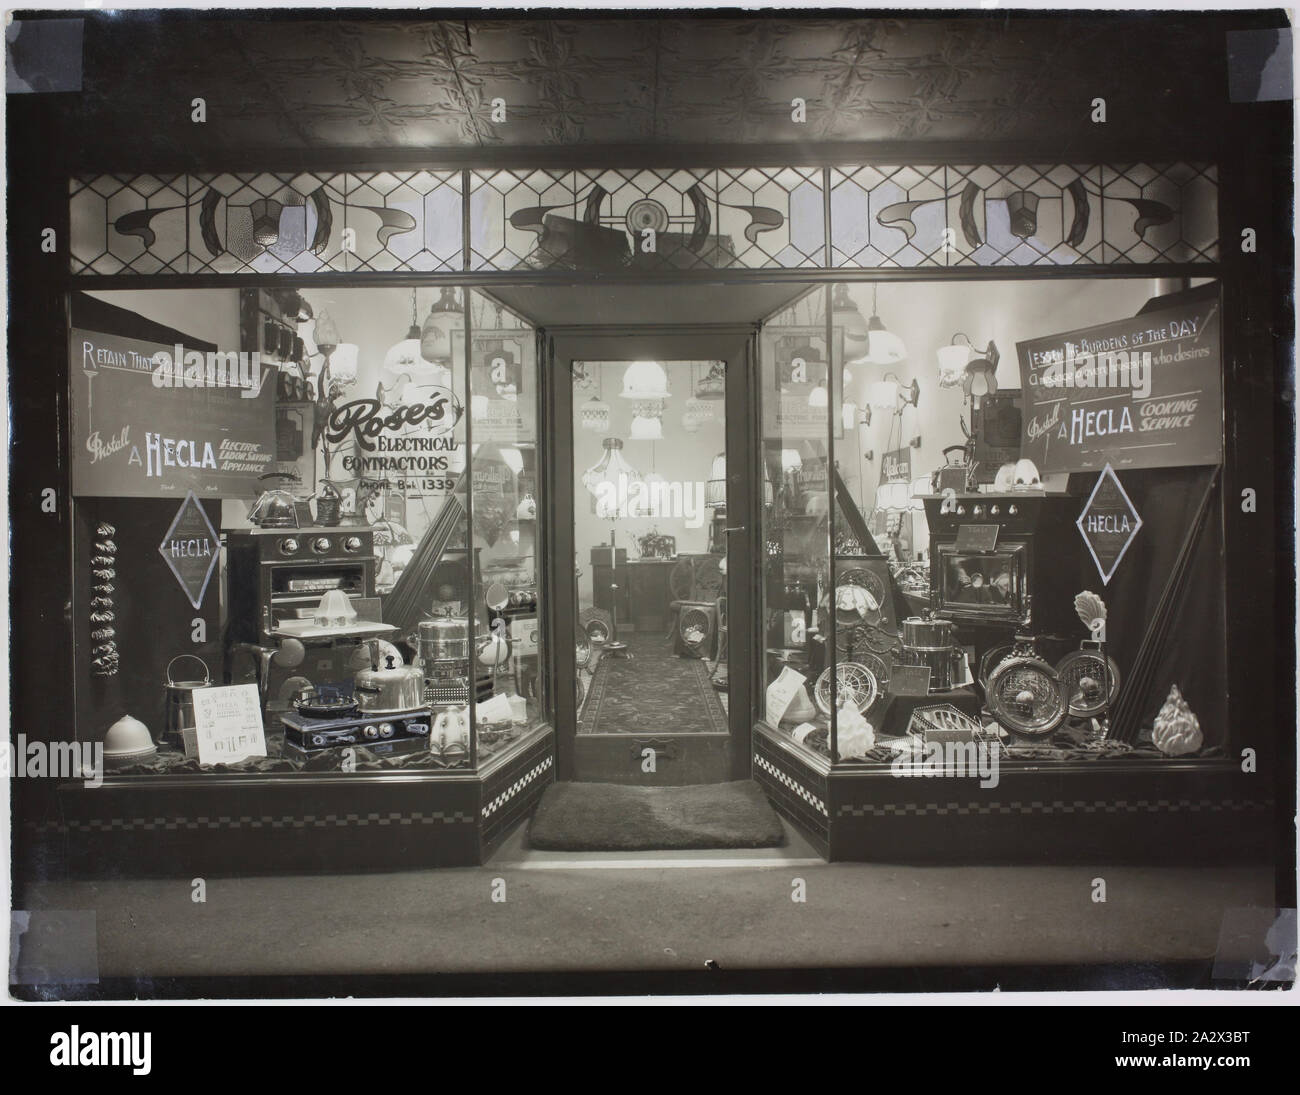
top-left (70, 327), bottom-right (276, 497)
top-left (1015, 296), bottom-right (1222, 474)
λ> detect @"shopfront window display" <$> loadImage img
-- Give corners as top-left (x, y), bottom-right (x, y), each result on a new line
top-left (71, 286), bottom-right (547, 775)
top-left (760, 277), bottom-right (1226, 769)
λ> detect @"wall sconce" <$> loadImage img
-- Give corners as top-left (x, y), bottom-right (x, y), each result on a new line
top-left (867, 374), bottom-right (920, 414)
top-left (908, 433), bottom-right (922, 449)
top-left (939, 334), bottom-right (1000, 404)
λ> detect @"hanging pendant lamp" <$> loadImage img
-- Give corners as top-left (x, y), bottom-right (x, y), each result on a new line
top-left (583, 437), bottom-right (643, 519)
top-left (629, 400), bottom-right (664, 440)
top-left (420, 287), bottom-right (463, 365)
top-left (620, 360), bottom-right (671, 401)
top-left (863, 285), bottom-right (907, 366)
top-left (705, 451), bottom-right (727, 509)
top-left (833, 284), bottom-right (872, 367)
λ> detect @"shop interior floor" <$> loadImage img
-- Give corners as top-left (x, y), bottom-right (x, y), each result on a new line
top-left (14, 830), bottom-right (1280, 988)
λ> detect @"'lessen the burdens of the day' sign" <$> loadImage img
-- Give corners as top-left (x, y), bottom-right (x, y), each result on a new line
top-left (1015, 296), bottom-right (1222, 474)
top-left (70, 328), bottom-right (276, 498)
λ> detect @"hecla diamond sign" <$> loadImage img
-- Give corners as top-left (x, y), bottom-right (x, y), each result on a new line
top-left (159, 490), bottom-right (221, 609)
top-left (1076, 464), bottom-right (1143, 585)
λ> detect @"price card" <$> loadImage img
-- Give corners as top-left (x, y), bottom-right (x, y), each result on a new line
top-left (476, 692), bottom-right (514, 725)
top-left (190, 684), bottom-right (267, 765)
top-left (765, 666), bottom-right (807, 726)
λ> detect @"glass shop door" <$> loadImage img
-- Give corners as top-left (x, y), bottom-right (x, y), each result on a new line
top-left (548, 331), bottom-right (757, 785)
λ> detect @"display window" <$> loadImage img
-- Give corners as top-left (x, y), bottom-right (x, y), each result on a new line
top-left (759, 278), bottom-right (1227, 770)
top-left (69, 286), bottom-right (548, 775)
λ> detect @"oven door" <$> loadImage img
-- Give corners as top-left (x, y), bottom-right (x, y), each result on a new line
top-left (933, 542), bottom-right (1028, 625)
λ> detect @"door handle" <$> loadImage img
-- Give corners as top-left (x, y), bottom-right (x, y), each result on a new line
top-left (722, 526), bottom-right (746, 533)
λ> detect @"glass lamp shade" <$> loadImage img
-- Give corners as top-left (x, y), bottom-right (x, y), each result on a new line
top-left (865, 315), bottom-right (907, 366)
top-left (629, 414), bottom-right (664, 441)
top-left (909, 475), bottom-right (932, 510)
top-left (780, 448), bottom-right (803, 472)
top-left (706, 451), bottom-right (727, 509)
top-left (681, 410), bottom-right (703, 433)
top-left (249, 198), bottom-right (284, 247)
top-left (620, 360), bottom-right (671, 401)
top-left (580, 396), bottom-right (610, 433)
top-left (842, 400), bottom-right (859, 431)
top-left (420, 288), bottom-right (463, 365)
top-left (313, 309), bottom-right (341, 355)
top-left (326, 343), bottom-right (359, 387)
top-left (808, 383), bottom-right (829, 409)
top-left (867, 379), bottom-right (901, 412)
top-left (583, 438), bottom-right (642, 519)
top-left (500, 447), bottom-right (524, 476)
top-left (832, 285), bottom-right (872, 366)
top-left (684, 396), bottom-right (713, 422)
top-left (936, 343), bottom-right (971, 388)
top-left (877, 481), bottom-right (910, 511)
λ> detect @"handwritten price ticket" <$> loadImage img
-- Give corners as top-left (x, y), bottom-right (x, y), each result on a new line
top-left (191, 684), bottom-right (267, 765)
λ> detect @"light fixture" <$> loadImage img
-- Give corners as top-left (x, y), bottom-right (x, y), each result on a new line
top-left (867, 379), bottom-right (900, 412)
top-left (808, 382), bottom-right (828, 409)
top-left (684, 395), bottom-right (713, 422)
top-left (629, 399), bottom-right (664, 440)
top-left (937, 335), bottom-right (973, 389)
top-left (582, 437), bottom-right (642, 520)
top-left (694, 362), bottom-right (725, 400)
top-left (500, 447), bottom-right (524, 476)
top-left (706, 452), bottom-right (727, 509)
top-left (629, 413), bottom-right (664, 441)
top-left (313, 308), bottom-right (341, 357)
top-left (420, 287), bottom-right (463, 365)
top-left (249, 198), bottom-right (284, 247)
top-left (868, 374), bottom-right (921, 414)
top-left (780, 448), bottom-right (803, 473)
top-left (383, 289), bottom-right (446, 387)
top-left (580, 395), bottom-right (610, 433)
top-left (832, 284), bottom-right (871, 366)
top-left (842, 400), bottom-right (859, 431)
top-left (863, 285), bottom-right (907, 366)
top-left (962, 341), bottom-right (1001, 408)
top-left (620, 360), bottom-right (670, 401)
top-left (876, 481), bottom-right (911, 511)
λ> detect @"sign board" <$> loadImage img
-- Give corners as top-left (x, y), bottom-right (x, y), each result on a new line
top-left (158, 490), bottom-right (222, 610)
top-left (1076, 464), bottom-right (1144, 585)
top-left (70, 327), bottom-right (276, 497)
top-left (880, 448), bottom-right (911, 484)
top-left (762, 326), bottom-right (843, 439)
top-left (189, 683), bottom-right (267, 765)
top-left (889, 665), bottom-right (933, 697)
top-left (955, 524), bottom-right (1000, 553)
top-left (1015, 295), bottom-right (1222, 473)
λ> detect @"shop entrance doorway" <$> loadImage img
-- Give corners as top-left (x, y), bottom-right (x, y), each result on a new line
top-left (551, 329), bottom-right (757, 784)
top-left (485, 284), bottom-right (816, 784)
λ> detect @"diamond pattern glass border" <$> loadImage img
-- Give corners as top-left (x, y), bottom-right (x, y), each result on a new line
top-left (830, 163), bottom-right (1218, 267)
top-left (69, 163), bottom-right (1215, 275)
top-left (70, 171), bottom-right (463, 274)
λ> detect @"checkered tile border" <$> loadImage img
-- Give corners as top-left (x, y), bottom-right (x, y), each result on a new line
top-left (482, 756), bottom-right (554, 820)
top-left (24, 810), bottom-right (475, 834)
top-left (754, 754), bottom-right (828, 817)
top-left (837, 798), bottom-right (1274, 818)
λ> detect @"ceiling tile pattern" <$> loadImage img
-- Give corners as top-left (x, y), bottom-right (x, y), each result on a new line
top-left (73, 14), bottom-right (1222, 154)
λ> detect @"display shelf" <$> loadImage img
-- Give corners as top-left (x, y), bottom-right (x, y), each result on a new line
top-left (752, 722), bottom-right (1274, 864)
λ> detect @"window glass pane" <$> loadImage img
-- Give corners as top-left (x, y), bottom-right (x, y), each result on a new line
top-left (468, 291), bottom-right (545, 761)
top-left (759, 287), bottom-right (832, 761)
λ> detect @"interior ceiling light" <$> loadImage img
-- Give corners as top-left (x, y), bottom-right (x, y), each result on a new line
top-left (620, 360), bottom-right (671, 401)
top-left (420, 287), bottom-right (463, 365)
top-left (582, 437), bottom-right (642, 519)
top-left (863, 285), bottom-right (907, 366)
top-left (580, 395), bottom-right (610, 433)
top-left (832, 284), bottom-right (871, 367)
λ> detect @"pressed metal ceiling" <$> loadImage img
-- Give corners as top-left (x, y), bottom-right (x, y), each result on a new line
top-left (72, 12), bottom-right (1227, 157)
